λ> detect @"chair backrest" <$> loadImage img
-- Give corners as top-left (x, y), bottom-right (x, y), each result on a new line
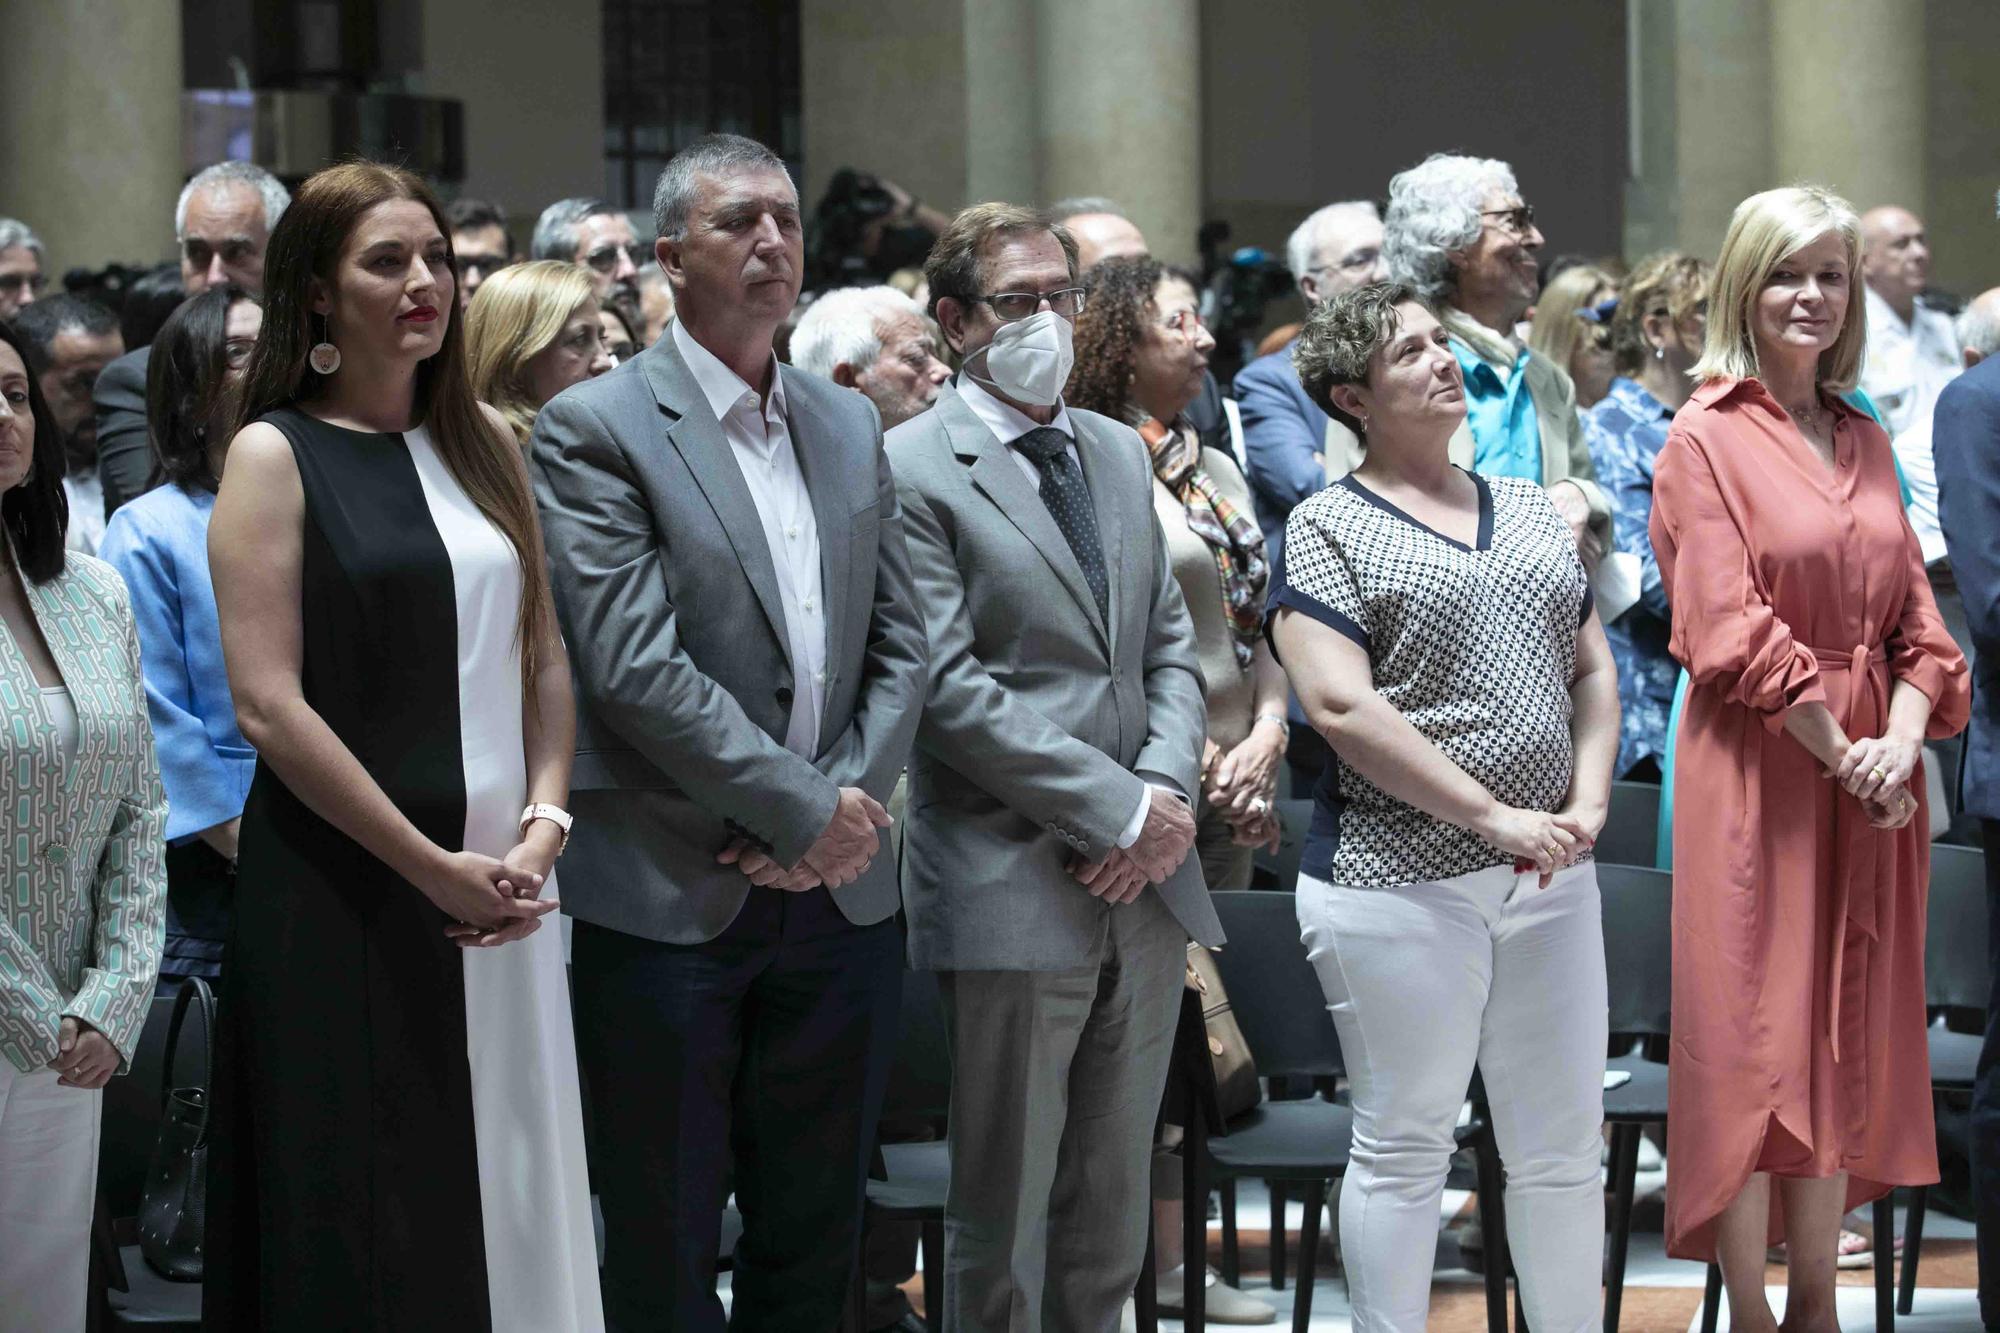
top-left (1250, 798), bottom-right (1314, 892)
top-left (1927, 843), bottom-right (1992, 1012)
top-left (881, 965), bottom-right (953, 1125)
top-left (1596, 781), bottom-right (1662, 868)
top-left (1207, 891), bottom-right (1344, 1078)
top-left (97, 991), bottom-right (206, 1219)
top-left (1598, 863), bottom-right (1673, 1038)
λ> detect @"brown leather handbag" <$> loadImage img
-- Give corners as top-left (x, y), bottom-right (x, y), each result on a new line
top-left (1185, 942), bottom-right (1263, 1122)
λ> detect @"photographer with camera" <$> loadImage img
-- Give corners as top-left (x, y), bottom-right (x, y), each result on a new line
top-left (805, 168), bottom-right (949, 291)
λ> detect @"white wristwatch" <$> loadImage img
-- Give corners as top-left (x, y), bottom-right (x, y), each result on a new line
top-left (519, 803), bottom-right (573, 855)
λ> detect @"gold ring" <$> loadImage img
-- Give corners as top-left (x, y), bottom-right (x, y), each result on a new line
top-left (1870, 766), bottom-right (1887, 780)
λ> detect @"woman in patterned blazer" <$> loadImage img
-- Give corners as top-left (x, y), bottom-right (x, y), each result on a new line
top-left (0, 317), bottom-right (168, 1332)
top-left (1266, 282), bottom-right (1619, 1332)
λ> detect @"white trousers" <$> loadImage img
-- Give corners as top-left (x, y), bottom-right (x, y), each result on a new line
top-left (0, 1058), bottom-right (102, 1333)
top-left (1298, 860), bottom-right (1608, 1333)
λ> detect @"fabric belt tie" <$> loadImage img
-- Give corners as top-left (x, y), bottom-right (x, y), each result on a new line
top-left (1807, 642), bottom-right (1891, 1064)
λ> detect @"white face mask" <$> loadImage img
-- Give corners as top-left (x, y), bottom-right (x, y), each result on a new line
top-left (967, 309), bottom-right (1075, 408)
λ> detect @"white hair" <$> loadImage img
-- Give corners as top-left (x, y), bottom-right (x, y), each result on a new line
top-left (1048, 196), bottom-right (1127, 223)
top-left (175, 161), bottom-right (290, 240)
top-left (1383, 153), bottom-right (1518, 301)
top-left (1958, 292), bottom-right (2000, 360)
top-left (1284, 200), bottom-right (1381, 287)
top-left (790, 285), bottom-right (926, 380)
top-left (0, 217), bottom-right (44, 261)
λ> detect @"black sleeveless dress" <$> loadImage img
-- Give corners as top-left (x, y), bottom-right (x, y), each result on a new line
top-left (203, 408), bottom-right (600, 1331)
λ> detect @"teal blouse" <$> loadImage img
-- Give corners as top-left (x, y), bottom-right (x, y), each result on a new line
top-left (0, 551), bottom-right (168, 1072)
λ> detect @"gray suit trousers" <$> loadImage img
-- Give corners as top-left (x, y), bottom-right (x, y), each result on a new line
top-left (937, 891), bottom-right (1186, 1333)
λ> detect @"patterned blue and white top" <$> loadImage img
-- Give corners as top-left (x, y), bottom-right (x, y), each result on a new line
top-left (0, 550), bottom-right (167, 1072)
top-left (1270, 471), bottom-right (1591, 887)
top-left (1583, 376), bottom-right (1678, 777)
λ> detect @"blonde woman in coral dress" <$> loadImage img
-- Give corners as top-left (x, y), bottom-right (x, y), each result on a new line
top-left (1651, 185), bottom-right (1969, 1333)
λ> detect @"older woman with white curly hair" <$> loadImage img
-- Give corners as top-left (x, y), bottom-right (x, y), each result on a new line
top-left (1383, 153), bottom-right (1611, 564)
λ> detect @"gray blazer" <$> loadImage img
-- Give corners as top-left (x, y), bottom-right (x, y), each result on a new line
top-left (886, 382), bottom-right (1224, 970)
top-left (530, 330), bottom-right (929, 945)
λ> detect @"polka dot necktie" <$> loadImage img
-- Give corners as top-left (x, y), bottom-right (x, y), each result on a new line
top-left (1014, 426), bottom-right (1110, 622)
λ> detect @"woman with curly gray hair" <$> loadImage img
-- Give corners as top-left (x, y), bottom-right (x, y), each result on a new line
top-left (1383, 153), bottom-right (1611, 566)
top-left (1272, 280), bottom-right (1618, 1332)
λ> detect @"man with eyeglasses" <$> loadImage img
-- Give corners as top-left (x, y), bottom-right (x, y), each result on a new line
top-left (14, 294), bottom-right (124, 553)
top-left (885, 202), bottom-right (1221, 1333)
top-left (1383, 153), bottom-right (1610, 562)
top-left (531, 196), bottom-right (644, 324)
top-left (446, 197), bottom-right (517, 311)
top-left (1232, 200), bottom-right (1384, 797)
top-left (94, 161), bottom-right (290, 518)
top-left (0, 218), bottom-right (46, 321)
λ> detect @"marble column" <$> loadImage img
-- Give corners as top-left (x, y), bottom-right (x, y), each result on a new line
top-left (0, 0), bottom-right (184, 274)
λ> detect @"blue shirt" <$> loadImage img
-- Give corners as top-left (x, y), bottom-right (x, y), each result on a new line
top-left (1583, 377), bottom-right (1677, 776)
top-left (96, 485), bottom-right (255, 842)
top-left (1452, 335), bottom-right (1544, 482)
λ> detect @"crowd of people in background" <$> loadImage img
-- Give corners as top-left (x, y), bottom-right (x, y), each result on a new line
top-left (0, 128), bottom-right (1995, 1333)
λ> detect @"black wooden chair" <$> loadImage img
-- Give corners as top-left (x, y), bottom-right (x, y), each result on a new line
top-left (1596, 781), bottom-right (1662, 869)
top-left (846, 966), bottom-right (952, 1333)
top-left (1597, 864), bottom-right (1673, 1333)
top-left (1182, 891), bottom-right (1508, 1333)
top-left (1896, 843), bottom-right (1990, 1314)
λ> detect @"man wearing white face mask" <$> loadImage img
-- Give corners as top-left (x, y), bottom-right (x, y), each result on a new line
top-left (885, 203), bottom-right (1222, 1332)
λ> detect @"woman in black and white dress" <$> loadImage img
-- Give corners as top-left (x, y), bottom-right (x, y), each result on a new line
top-left (1267, 282), bottom-right (1620, 1332)
top-left (203, 162), bottom-right (601, 1331)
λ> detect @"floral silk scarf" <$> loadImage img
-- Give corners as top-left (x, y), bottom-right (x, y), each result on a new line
top-left (1137, 417), bottom-right (1268, 669)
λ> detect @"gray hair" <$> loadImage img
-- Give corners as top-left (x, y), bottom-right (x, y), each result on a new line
top-left (531, 197), bottom-right (620, 262)
top-left (1047, 196), bottom-right (1127, 222)
top-left (1957, 291), bottom-right (2000, 359)
top-left (1383, 153), bottom-right (1517, 301)
top-left (0, 217), bottom-right (45, 261)
top-left (175, 161), bottom-right (290, 240)
top-left (1285, 200), bottom-right (1381, 287)
top-left (790, 285), bottom-right (925, 380)
top-left (651, 134), bottom-right (794, 244)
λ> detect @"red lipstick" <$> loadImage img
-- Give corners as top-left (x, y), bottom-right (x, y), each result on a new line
top-left (400, 305), bottom-right (439, 323)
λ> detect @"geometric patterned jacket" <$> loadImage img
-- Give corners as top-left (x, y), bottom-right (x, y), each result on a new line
top-left (0, 550), bottom-right (166, 1073)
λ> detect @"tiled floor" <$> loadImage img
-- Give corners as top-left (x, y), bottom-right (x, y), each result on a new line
top-left (714, 1169), bottom-right (1987, 1332)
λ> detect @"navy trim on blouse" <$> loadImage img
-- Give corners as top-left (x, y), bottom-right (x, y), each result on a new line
top-left (1337, 468), bottom-right (1493, 553)
top-left (1267, 585), bottom-right (1369, 655)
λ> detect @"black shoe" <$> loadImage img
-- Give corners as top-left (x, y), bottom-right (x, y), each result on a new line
top-left (870, 1314), bottom-right (929, 1333)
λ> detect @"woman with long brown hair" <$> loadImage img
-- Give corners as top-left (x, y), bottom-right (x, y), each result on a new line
top-left (202, 161), bottom-right (601, 1330)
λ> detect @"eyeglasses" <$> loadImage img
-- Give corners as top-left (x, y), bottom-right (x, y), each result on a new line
top-left (0, 272), bottom-right (44, 296)
top-left (583, 242), bottom-right (642, 275)
top-left (223, 339), bottom-right (256, 370)
top-left (1317, 247), bottom-right (1381, 277)
top-left (1479, 204), bottom-right (1537, 237)
top-left (977, 287), bottom-right (1087, 321)
top-left (457, 253), bottom-right (510, 278)
top-left (1158, 308), bottom-right (1207, 341)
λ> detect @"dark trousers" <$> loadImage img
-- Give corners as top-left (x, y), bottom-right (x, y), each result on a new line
top-left (571, 890), bottom-right (903, 1333)
top-left (1977, 823), bottom-right (2000, 1329)
top-left (157, 837), bottom-right (235, 991)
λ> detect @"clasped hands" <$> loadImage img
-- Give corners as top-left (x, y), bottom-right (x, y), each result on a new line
top-left (1068, 786), bottom-right (1196, 906)
top-left (1202, 729), bottom-right (1284, 853)
top-left (1830, 733), bottom-right (1922, 830)
top-left (424, 825), bottom-right (563, 949)
top-left (716, 786), bottom-right (892, 891)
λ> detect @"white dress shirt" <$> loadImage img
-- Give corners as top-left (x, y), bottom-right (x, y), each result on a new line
top-left (1862, 286), bottom-right (1962, 438)
top-left (1892, 414), bottom-right (1948, 567)
top-left (62, 472), bottom-right (104, 555)
top-left (955, 373), bottom-right (1178, 851)
top-left (673, 320), bottom-right (827, 758)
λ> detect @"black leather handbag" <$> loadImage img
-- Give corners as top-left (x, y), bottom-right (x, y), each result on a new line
top-left (138, 976), bottom-right (213, 1280)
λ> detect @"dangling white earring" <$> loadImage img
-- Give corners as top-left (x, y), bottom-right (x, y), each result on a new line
top-left (1654, 345), bottom-right (1665, 361)
top-left (309, 313), bottom-right (341, 375)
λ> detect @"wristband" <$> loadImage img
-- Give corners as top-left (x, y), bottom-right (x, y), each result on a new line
top-left (520, 803), bottom-right (572, 855)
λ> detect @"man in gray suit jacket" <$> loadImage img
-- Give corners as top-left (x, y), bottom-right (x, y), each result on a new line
top-left (530, 135), bottom-right (927, 1333)
top-left (886, 203), bottom-right (1224, 1333)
